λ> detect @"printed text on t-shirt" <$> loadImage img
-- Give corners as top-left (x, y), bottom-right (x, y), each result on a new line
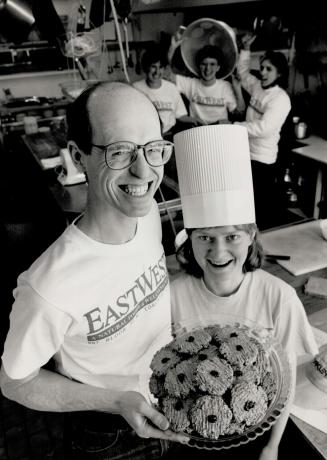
top-left (83, 253), bottom-right (168, 342)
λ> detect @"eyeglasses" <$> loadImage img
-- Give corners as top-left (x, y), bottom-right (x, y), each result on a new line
top-left (91, 140), bottom-right (174, 170)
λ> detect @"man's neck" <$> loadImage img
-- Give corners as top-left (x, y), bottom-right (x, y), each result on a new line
top-left (76, 208), bottom-right (137, 244)
top-left (201, 78), bottom-right (216, 87)
top-left (146, 79), bottom-right (162, 89)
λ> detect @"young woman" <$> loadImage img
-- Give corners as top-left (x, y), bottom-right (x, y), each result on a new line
top-left (169, 125), bottom-right (317, 460)
top-left (234, 34), bottom-right (292, 229)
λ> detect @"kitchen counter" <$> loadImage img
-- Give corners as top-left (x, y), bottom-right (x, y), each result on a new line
top-left (292, 135), bottom-right (327, 163)
top-left (0, 69), bottom-right (80, 99)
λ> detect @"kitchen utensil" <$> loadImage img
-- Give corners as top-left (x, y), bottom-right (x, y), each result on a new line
top-left (295, 122), bottom-right (308, 139)
top-left (180, 18), bottom-right (238, 79)
top-left (24, 116), bottom-right (38, 135)
top-left (265, 254), bottom-right (291, 261)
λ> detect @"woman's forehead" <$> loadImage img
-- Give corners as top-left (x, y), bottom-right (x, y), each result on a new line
top-left (200, 57), bottom-right (218, 64)
top-left (193, 226), bottom-right (240, 234)
top-left (260, 59), bottom-right (274, 68)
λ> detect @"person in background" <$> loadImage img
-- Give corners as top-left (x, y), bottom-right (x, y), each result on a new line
top-left (234, 34), bottom-right (291, 230)
top-left (168, 33), bottom-right (241, 126)
top-left (0, 82), bottom-right (188, 459)
top-left (169, 125), bottom-right (318, 460)
top-left (133, 44), bottom-right (198, 139)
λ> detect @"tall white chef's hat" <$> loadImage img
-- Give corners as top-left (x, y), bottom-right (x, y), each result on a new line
top-left (174, 125), bottom-right (255, 229)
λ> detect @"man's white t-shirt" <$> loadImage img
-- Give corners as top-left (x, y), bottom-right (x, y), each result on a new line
top-left (133, 79), bottom-right (187, 133)
top-left (176, 75), bottom-right (237, 125)
top-left (2, 202), bottom-right (172, 400)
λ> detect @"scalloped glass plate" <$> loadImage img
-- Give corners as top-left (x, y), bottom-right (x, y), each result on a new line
top-left (154, 317), bottom-right (292, 450)
top-left (187, 340), bottom-right (291, 450)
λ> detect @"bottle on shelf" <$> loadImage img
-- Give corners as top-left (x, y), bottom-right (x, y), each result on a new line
top-left (283, 168), bottom-right (292, 183)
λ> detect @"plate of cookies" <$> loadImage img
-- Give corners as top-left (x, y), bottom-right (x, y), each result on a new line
top-left (149, 322), bottom-right (292, 450)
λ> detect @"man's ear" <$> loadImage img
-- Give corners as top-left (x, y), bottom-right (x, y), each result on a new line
top-left (68, 141), bottom-right (85, 172)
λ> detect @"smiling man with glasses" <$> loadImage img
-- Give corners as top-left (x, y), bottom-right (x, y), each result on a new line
top-left (0, 82), bottom-right (188, 459)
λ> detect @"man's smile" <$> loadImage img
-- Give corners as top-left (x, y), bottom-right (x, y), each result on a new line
top-left (120, 183), bottom-right (151, 197)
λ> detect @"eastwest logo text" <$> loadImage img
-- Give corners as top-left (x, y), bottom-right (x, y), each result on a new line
top-left (192, 95), bottom-right (225, 107)
top-left (152, 100), bottom-right (173, 112)
top-left (84, 253), bottom-right (168, 342)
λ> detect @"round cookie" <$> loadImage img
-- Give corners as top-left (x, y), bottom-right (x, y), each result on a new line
top-left (196, 345), bottom-right (220, 362)
top-left (251, 338), bottom-right (270, 382)
top-left (225, 421), bottom-right (245, 435)
top-left (164, 359), bottom-right (197, 397)
top-left (162, 397), bottom-right (192, 432)
top-left (190, 395), bottom-right (233, 439)
top-left (203, 324), bottom-right (223, 339)
top-left (150, 345), bottom-right (180, 376)
top-left (211, 325), bottom-right (249, 343)
top-left (149, 373), bottom-right (166, 399)
top-left (234, 364), bottom-right (261, 385)
top-left (172, 329), bottom-right (211, 355)
top-left (231, 382), bottom-right (268, 426)
top-left (218, 335), bottom-right (258, 368)
top-left (195, 357), bottom-right (233, 395)
top-left (261, 370), bottom-right (278, 402)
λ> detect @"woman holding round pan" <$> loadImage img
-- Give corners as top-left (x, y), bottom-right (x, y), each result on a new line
top-left (233, 34), bottom-right (291, 230)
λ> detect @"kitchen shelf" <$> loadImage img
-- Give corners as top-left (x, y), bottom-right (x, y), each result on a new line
top-left (133, 0), bottom-right (263, 13)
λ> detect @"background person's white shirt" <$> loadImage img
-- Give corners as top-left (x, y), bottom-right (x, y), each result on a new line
top-left (133, 79), bottom-right (187, 133)
top-left (176, 75), bottom-right (237, 125)
top-left (236, 50), bottom-right (291, 164)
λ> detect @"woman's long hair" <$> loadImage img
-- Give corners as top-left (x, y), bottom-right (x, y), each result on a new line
top-left (260, 50), bottom-right (289, 89)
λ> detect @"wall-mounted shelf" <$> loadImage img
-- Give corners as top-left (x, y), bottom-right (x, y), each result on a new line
top-left (133, 0), bottom-right (263, 14)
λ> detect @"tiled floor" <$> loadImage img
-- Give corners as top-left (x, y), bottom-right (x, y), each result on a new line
top-left (0, 393), bottom-right (64, 460)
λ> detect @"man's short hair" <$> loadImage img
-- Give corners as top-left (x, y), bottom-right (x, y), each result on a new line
top-left (195, 45), bottom-right (223, 69)
top-left (141, 44), bottom-right (167, 73)
top-left (67, 81), bottom-right (129, 155)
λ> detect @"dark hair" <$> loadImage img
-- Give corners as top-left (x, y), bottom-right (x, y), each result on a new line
top-left (176, 223), bottom-right (263, 278)
top-left (141, 44), bottom-right (168, 73)
top-left (195, 45), bottom-right (223, 69)
top-left (66, 81), bottom-right (131, 155)
top-left (260, 50), bottom-right (289, 89)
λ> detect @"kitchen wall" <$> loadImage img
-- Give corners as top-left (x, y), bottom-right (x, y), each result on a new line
top-left (2, 1), bottom-right (325, 101)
